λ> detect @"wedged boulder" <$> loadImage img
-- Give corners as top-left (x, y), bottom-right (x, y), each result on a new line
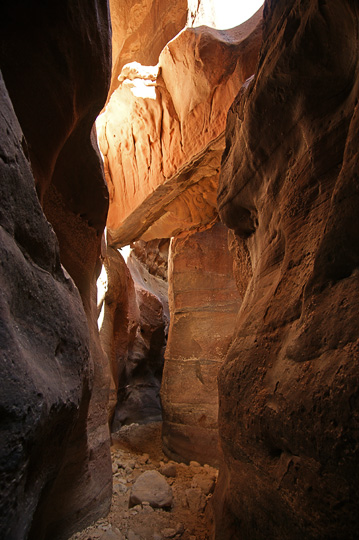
top-left (213, 0), bottom-right (359, 538)
top-left (97, 10), bottom-right (263, 246)
top-left (0, 74), bottom-right (90, 540)
top-left (161, 223), bottom-right (241, 466)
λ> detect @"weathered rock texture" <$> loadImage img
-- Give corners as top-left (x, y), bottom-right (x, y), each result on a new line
top-left (108, 0), bottom-right (188, 100)
top-left (97, 10), bottom-right (262, 247)
top-left (161, 223), bottom-right (241, 466)
top-left (99, 244), bottom-right (169, 431)
top-left (213, 0), bottom-right (359, 538)
top-left (0, 1), bottom-right (112, 537)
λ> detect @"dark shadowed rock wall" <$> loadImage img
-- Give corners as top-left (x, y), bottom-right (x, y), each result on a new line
top-left (99, 243), bottom-right (169, 431)
top-left (212, 0), bottom-right (359, 538)
top-left (0, 74), bottom-right (90, 540)
top-left (98, 246), bottom-right (140, 423)
top-left (0, 1), bottom-right (113, 538)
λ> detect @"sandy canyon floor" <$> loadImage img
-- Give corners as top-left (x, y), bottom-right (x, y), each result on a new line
top-left (70, 423), bottom-right (217, 540)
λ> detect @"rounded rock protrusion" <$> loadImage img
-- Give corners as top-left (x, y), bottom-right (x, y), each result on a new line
top-left (129, 470), bottom-right (173, 509)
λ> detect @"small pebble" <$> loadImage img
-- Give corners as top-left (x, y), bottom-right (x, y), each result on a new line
top-left (141, 505), bottom-right (154, 514)
top-left (162, 528), bottom-right (177, 538)
top-left (100, 529), bottom-right (124, 540)
top-left (159, 463), bottom-right (177, 478)
top-left (127, 530), bottom-right (141, 540)
top-left (113, 483), bottom-right (128, 494)
top-left (139, 453), bottom-right (150, 464)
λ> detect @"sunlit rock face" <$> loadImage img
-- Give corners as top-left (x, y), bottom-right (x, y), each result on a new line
top-left (99, 243), bottom-right (169, 431)
top-left (97, 10), bottom-right (262, 247)
top-left (108, 0), bottom-right (188, 100)
top-left (0, 1), bottom-right (112, 537)
top-left (161, 223), bottom-right (241, 466)
top-left (213, 0), bottom-right (359, 538)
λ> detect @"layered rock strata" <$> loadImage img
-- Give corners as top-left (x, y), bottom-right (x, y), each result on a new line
top-left (97, 10), bottom-right (263, 246)
top-left (0, 1), bottom-right (112, 537)
top-left (213, 0), bottom-right (359, 538)
top-left (161, 223), bottom-right (241, 466)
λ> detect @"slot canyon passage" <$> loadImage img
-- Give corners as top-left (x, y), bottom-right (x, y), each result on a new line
top-left (1, 0), bottom-right (359, 538)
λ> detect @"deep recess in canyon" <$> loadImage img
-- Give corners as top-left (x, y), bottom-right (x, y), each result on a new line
top-left (0, 1), bottom-right (358, 539)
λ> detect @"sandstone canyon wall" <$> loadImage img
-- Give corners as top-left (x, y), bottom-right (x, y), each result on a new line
top-left (161, 224), bottom-right (241, 466)
top-left (0, 73), bottom-right (92, 540)
top-left (0, 2), bottom-right (113, 538)
top-left (2, 1), bottom-right (358, 539)
top-left (98, 242), bottom-right (169, 431)
top-left (98, 246), bottom-right (139, 423)
top-left (97, 9), bottom-right (262, 468)
top-left (108, 0), bottom-right (188, 100)
top-left (97, 10), bottom-right (263, 246)
top-left (212, 0), bottom-right (359, 538)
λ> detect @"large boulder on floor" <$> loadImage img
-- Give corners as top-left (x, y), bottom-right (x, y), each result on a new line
top-left (129, 470), bottom-right (173, 508)
top-left (212, 0), bottom-right (359, 538)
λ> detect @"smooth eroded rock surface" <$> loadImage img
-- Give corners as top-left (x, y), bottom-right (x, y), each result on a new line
top-left (213, 0), bottom-right (359, 538)
top-left (108, 0), bottom-right (188, 100)
top-left (98, 246), bottom-right (139, 421)
top-left (0, 1), bottom-right (113, 537)
top-left (99, 244), bottom-right (169, 430)
top-left (0, 74), bottom-right (90, 540)
top-left (97, 10), bottom-right (262, 246)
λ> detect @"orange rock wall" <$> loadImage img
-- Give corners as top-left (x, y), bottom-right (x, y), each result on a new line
top-left (98, 11), bottom-right (263, 246)
top-left (98, 247), bottom-right (139, 420)
top-left (212, 0), bottom-right (359, 538)
top-left (0, 74), bottom-right (92, 540)
top-left (108, 0), bottom-right (188, 100)
top-left (161, 223), bottom-right (241, 466)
